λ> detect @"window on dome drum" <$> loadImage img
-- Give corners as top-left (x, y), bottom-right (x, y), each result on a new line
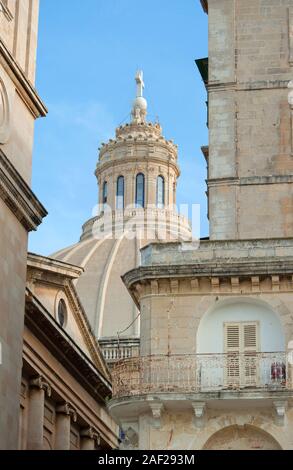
top-left (102, 181), bottom-right (108, 206)
top-left (57, 299), bottom-right (67, 328)
top-left (156, 175), bottom-right (165, 208)
top-left (135, 173), bottom-right (145, 208)
top-left (116, 176), bottom-right (124, 209)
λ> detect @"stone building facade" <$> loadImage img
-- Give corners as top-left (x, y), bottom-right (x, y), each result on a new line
top-left (0, 2), bottom-right (119, 450)
top-left (22, 253), bottom-right (118, 450)
top-left (108, 0), bottom-right (293, 450)
top-left (0, 0), bottom-right (47, 449)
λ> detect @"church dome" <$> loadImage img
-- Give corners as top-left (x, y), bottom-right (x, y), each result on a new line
top-left (52, 231), bottom-right (142, 341)
top-left (53, 207), bottom-right (190, 342)
top-left (52, 71), bottom-right (191, 355)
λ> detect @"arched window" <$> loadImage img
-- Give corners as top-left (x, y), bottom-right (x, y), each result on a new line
top-left (57, 299), bottom-right (67, 328)
top-left (116, 176), bottom-right (124, 209)
top-left (102, 181), bottom-right (108, 205)
top-left (135, 173), bottom-right (145, 208)
top-left (156, 175), bottom-right (165, 208)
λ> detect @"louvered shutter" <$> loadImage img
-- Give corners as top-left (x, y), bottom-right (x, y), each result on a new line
top-left (224, 323), bottom-right (240, 386)
top-left (224, 322), bottom-right (259, 388)
top-left (243, 323), bottom-right (258, 386)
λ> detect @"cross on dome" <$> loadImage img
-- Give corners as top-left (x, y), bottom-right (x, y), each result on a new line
top-left (132, 70), bottom-right (147, 123)
top-left (135, 70), bottom-right (145, 98)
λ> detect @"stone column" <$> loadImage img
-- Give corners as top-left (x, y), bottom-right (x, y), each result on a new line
top-left (55, 403), bottom-right (77, 450)
top-left (27, 376), bottom-right (51, 450)
top-left (80, 427), bottom-right (100, 450)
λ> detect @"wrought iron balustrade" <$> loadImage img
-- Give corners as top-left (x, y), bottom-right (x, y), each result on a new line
top-left (111, 352), bottom-right (291, 398)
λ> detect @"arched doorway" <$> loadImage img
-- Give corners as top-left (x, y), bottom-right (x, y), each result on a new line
top-left (203, 425), bottom-right (281, 450)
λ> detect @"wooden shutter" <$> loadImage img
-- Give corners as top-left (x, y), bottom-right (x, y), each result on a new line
top-left (224, 322), bottom-right (259, 388)
top-left (243, 323), bottom-right (258, 386)
top-left (224, 323), bottom-right (240, 386)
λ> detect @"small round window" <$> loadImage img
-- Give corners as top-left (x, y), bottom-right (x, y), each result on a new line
top-left (57, 299), bottom-right (67, 328)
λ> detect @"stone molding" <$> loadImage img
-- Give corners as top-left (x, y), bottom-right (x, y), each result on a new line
top-left (0, 76), bottom-right (10, 143)
top-left (29, 376), bottom-right (51, 397)
top-left (208, 79), bottom-right (290, 92)
top-left (208, 175), bottom-right (293, 188)
top-left (27, 252), bottom-right (84, 280)
top-left (99, 121), bottom-right (177, 156)
top-left (192, 401), bottom-right (206, 428)
top-left (25, 288), bottom-right (112, 400)
top-left (96, 155), bottom-right (179, 179)
top-left (149, 401), bottom-right (164, 429)
top-left (123, 263), bottom-right (293, 305)
top-left (273, 400), bottom-right (287, 426)
top-left (80, 427), bottom-right (101, 445)
top-left (26, 259), bottom-right (111, 382)
top-left (0, 149), bottom-right (47, 231)
top-left (0, 1), bottom-right (13, 21)
top-left (0, 37), bottom-right (47, 118)
top-left (56, 402), bottom-right (77, 422)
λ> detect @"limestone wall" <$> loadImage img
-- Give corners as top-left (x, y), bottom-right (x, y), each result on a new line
top-left (207, 0), bottom-right (293, 240)
top-left (137, 408), bottom-right (293, 450)
top-left (0, 198), bottom-right (27, 449)
top-left (0, 0), bottom-right (46, 449)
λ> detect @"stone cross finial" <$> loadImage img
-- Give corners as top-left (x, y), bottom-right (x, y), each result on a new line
top-left (131, 70), bottom-right (147, 124)
top-left (135, 70), bottom-right (144, 98)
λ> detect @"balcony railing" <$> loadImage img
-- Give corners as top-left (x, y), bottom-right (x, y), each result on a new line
top-left (111, 352), bottom-right (292, 398)
top-left (99, 339), bottom-right (140, 365)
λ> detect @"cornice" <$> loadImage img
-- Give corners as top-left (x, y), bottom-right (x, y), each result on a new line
top-left (0, 38), bottom-right (47, 118)
top-left (208, 80), bottom-right (290, 93)
top-left (25, 267), bottom-right (110, 381)
top-left (0, 1), bottom-right (13, 21)
top-left (27, 252), bottom-right (84, 279)
top-left (123, 258), bottom-right (293, 289)
top-left (0, 148), bottom-right (47, 231)
top-left (63, 282), bottom-right (111, 381)
top-left (99, 137), bottom-right (178, 161)
top-left (25, 289), bottom-right (112, 401)
top-left (95, 155), bottom-right (180, 178)
top-left (207, 175), bottom-right (293, 188)
top-left (122, 260), bottom-right (293, 308)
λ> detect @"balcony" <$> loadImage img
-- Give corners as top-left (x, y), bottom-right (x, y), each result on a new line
top-left (99, 338), bottom-right (140, 366)
top-left (111, 352), bottom-right (292, 399)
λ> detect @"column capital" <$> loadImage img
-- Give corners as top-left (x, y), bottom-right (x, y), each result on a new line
top-left (56, 402), bottom-right (77, 422)
top-left (29, 375), bottom-right (51, 397)
top-left (80, 427), bottom-right (101, 445)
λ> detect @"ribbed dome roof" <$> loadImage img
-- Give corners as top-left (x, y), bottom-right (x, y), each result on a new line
top-left (53, 232), bottom-right (141, 340)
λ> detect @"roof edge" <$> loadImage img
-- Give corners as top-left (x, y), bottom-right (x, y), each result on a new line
top-left (200, 0), bottom-right (208, 14)
top-left (27, 252), bottom-right (84, 279)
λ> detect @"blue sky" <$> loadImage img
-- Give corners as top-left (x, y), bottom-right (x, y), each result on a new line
top-left (29, 0), bottom-right (208, 255)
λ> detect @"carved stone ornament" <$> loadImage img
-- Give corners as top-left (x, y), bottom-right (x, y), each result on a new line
top-left (0, 77), bottom-right (10, 144)
top-left (81, 427), bottom-right (101, 445)
top-left (56, 402), bottom-right (77, 422)
top-left (29, 376), bottom-right (51, 397)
